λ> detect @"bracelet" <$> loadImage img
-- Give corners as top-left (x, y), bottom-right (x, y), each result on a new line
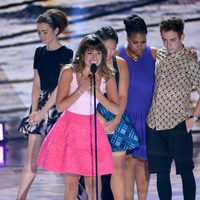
top-left (103, 121), bottom-right (107, 126)
top-left (77, 88), bottom-right (83, 95)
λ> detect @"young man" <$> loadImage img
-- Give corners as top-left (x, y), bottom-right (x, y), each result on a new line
top-left (146, 16), bottom-right (199, 200)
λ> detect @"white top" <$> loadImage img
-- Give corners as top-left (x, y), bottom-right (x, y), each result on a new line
top-left (67, 73), bottom-right (106, 115)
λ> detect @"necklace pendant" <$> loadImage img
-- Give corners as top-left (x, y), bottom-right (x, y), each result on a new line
top-left (132, 57), bottom-right (138, 61)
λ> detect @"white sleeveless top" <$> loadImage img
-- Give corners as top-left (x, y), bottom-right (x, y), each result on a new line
top-left (67, 73), bottom-right (106, 115)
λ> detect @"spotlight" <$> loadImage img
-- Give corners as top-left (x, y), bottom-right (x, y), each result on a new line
top-left (0, 122), bottom-right (5, 143)
top-left (0, 145), bottom-right (5, 166)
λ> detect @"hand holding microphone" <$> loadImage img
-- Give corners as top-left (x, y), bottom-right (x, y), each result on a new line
top-left (78, 64), bottom-right (98, 93)
top-left (78, 77), bottom-right (91, 94)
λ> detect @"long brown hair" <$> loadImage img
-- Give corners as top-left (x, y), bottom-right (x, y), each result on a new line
top-left (71, 34), bottom-right (113, 80)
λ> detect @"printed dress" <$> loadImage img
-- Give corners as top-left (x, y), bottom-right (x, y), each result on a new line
top-left (118, 45), bottom-right (155, 158)
top-left (18, 46), bottom-right (73, 136)
top-left (37, 74), bottom-right (113, 176)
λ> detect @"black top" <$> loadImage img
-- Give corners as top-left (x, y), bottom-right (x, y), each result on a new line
top-left (33, 46), bottom-right (73, 91)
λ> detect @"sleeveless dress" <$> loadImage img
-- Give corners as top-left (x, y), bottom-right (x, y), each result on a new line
top-left (97, 56), bottom-right (140, 152)
top-left (18, 46), bottom-right (73, 136)
top-left (37, 73), bottom-right (113, 176)
top-left (118, 45), bottom-right (155, 158)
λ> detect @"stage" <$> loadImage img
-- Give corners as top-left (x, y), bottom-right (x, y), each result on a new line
top-left (0, 0), bottom-right (200, 199)
top-left (0, 134), bottom-right (200, 199)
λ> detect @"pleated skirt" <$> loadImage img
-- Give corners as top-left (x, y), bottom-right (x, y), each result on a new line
top-left (38, 110), bottom-right (113, 176)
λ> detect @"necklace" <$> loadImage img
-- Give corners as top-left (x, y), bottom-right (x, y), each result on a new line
top-left (126, 47), bottom-right (141, 61)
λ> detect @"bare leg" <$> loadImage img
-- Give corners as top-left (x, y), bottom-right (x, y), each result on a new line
top-left (84, 176), bottom-right (102, 200)
top-left (125, 154), bottom-right (137, 200)
top-left (16, 134), bottom-right (45, 200)
top-left (136, 158), bottom-right (150, 200)
top-left (110, 151), bottom-right (126, 200)
top-left (64, 174), bottom-right (79, 200)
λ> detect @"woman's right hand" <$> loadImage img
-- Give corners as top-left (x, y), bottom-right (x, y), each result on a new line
top-left (79, 76), bottom-right (92, 92)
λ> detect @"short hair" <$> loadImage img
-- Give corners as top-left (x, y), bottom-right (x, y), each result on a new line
top-left (123, 14), bottom-right (147, 37)
top-left (36, 9), bottom-right (68, 35)
top-left (72, 34), bottom-right (112, 80)
top-left (95, 26), bottom-right (118, 44)
top-left (160, 16), bottom-right (185, 38)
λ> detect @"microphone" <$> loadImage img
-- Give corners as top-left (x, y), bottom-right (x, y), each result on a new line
top-left (90, 63), bottom-right (99, 199)
top-left (91, 63), bottom-right (97, 74)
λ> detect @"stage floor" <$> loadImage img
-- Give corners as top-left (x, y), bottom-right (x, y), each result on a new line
top-left (0, 134), bottom-right (200, 200)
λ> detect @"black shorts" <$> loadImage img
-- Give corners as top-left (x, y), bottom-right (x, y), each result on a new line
top-left (146, 121), bottom-right (194, 174)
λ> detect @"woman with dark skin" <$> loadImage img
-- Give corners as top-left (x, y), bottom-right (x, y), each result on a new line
top-left (17, 9), bottom-right (73, 200)
top-left (118, 14), bottom-right (156, 200)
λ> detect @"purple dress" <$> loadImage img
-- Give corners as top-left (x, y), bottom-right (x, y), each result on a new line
top-left (118, 45), bottom-right (155, 159)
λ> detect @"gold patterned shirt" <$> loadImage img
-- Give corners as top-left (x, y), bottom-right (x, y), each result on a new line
top-left (147, 47), bottom-right (200, 130)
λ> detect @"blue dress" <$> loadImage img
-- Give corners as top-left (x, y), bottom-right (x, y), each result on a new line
top-left (118, 45), bottom-right (155, 158)
top-left (97, 56), bottom-right (140, 152)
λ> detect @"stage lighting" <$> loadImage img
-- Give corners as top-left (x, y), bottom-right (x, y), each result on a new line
top-left (0, 145), bottom-right (5, 166)
top-left (0, 122), bottom-right (5, 143)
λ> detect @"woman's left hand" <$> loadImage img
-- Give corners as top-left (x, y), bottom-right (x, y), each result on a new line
top-left (29, 110), bottom-right (45, 125)
top-left (104, 118), bottom-right (119, 134)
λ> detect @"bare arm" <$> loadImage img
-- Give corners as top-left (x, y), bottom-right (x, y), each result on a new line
top-left (31, 69), bottom-right (40, 112)
top-left (40, 87), bottom-right (58, 114)
top-left (29, 70), bottom-right (59, 124)
top-left (56, 69), bottom-right (91, 112)
top-left (103, 57), bottom-right (129, 133)
top-left (186, 98), bottom-right (200, 132)
top-left (114, 56), bottom-right (129, 120)
top-left (192, 99), bottom-right (200, 117)
top-left (97, 76), bottom-right (119, 115)
top-left (185, 60), bottom-right (200, 131)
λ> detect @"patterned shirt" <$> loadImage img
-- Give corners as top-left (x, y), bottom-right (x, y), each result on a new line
top-left (147, 47), bottom-right (200, 130)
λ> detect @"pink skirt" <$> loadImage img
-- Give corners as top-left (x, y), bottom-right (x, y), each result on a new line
top-left (38, 110), bottom-right (113, 176)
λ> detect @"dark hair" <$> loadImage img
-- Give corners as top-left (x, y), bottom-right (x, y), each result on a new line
top-left (95, 26), bottom-right (118, 44)
top-left (72, 34), bottom-right (112, 80)
top-left (36, 9), bottom-right (68, 35)
top-left (123, 14), bottom-right (147, 37)
top-left (160, 16), bottom-right (184, 38)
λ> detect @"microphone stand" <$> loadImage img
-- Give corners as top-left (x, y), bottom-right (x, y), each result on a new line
top-left (91, 64), bottom-right (98, 200)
